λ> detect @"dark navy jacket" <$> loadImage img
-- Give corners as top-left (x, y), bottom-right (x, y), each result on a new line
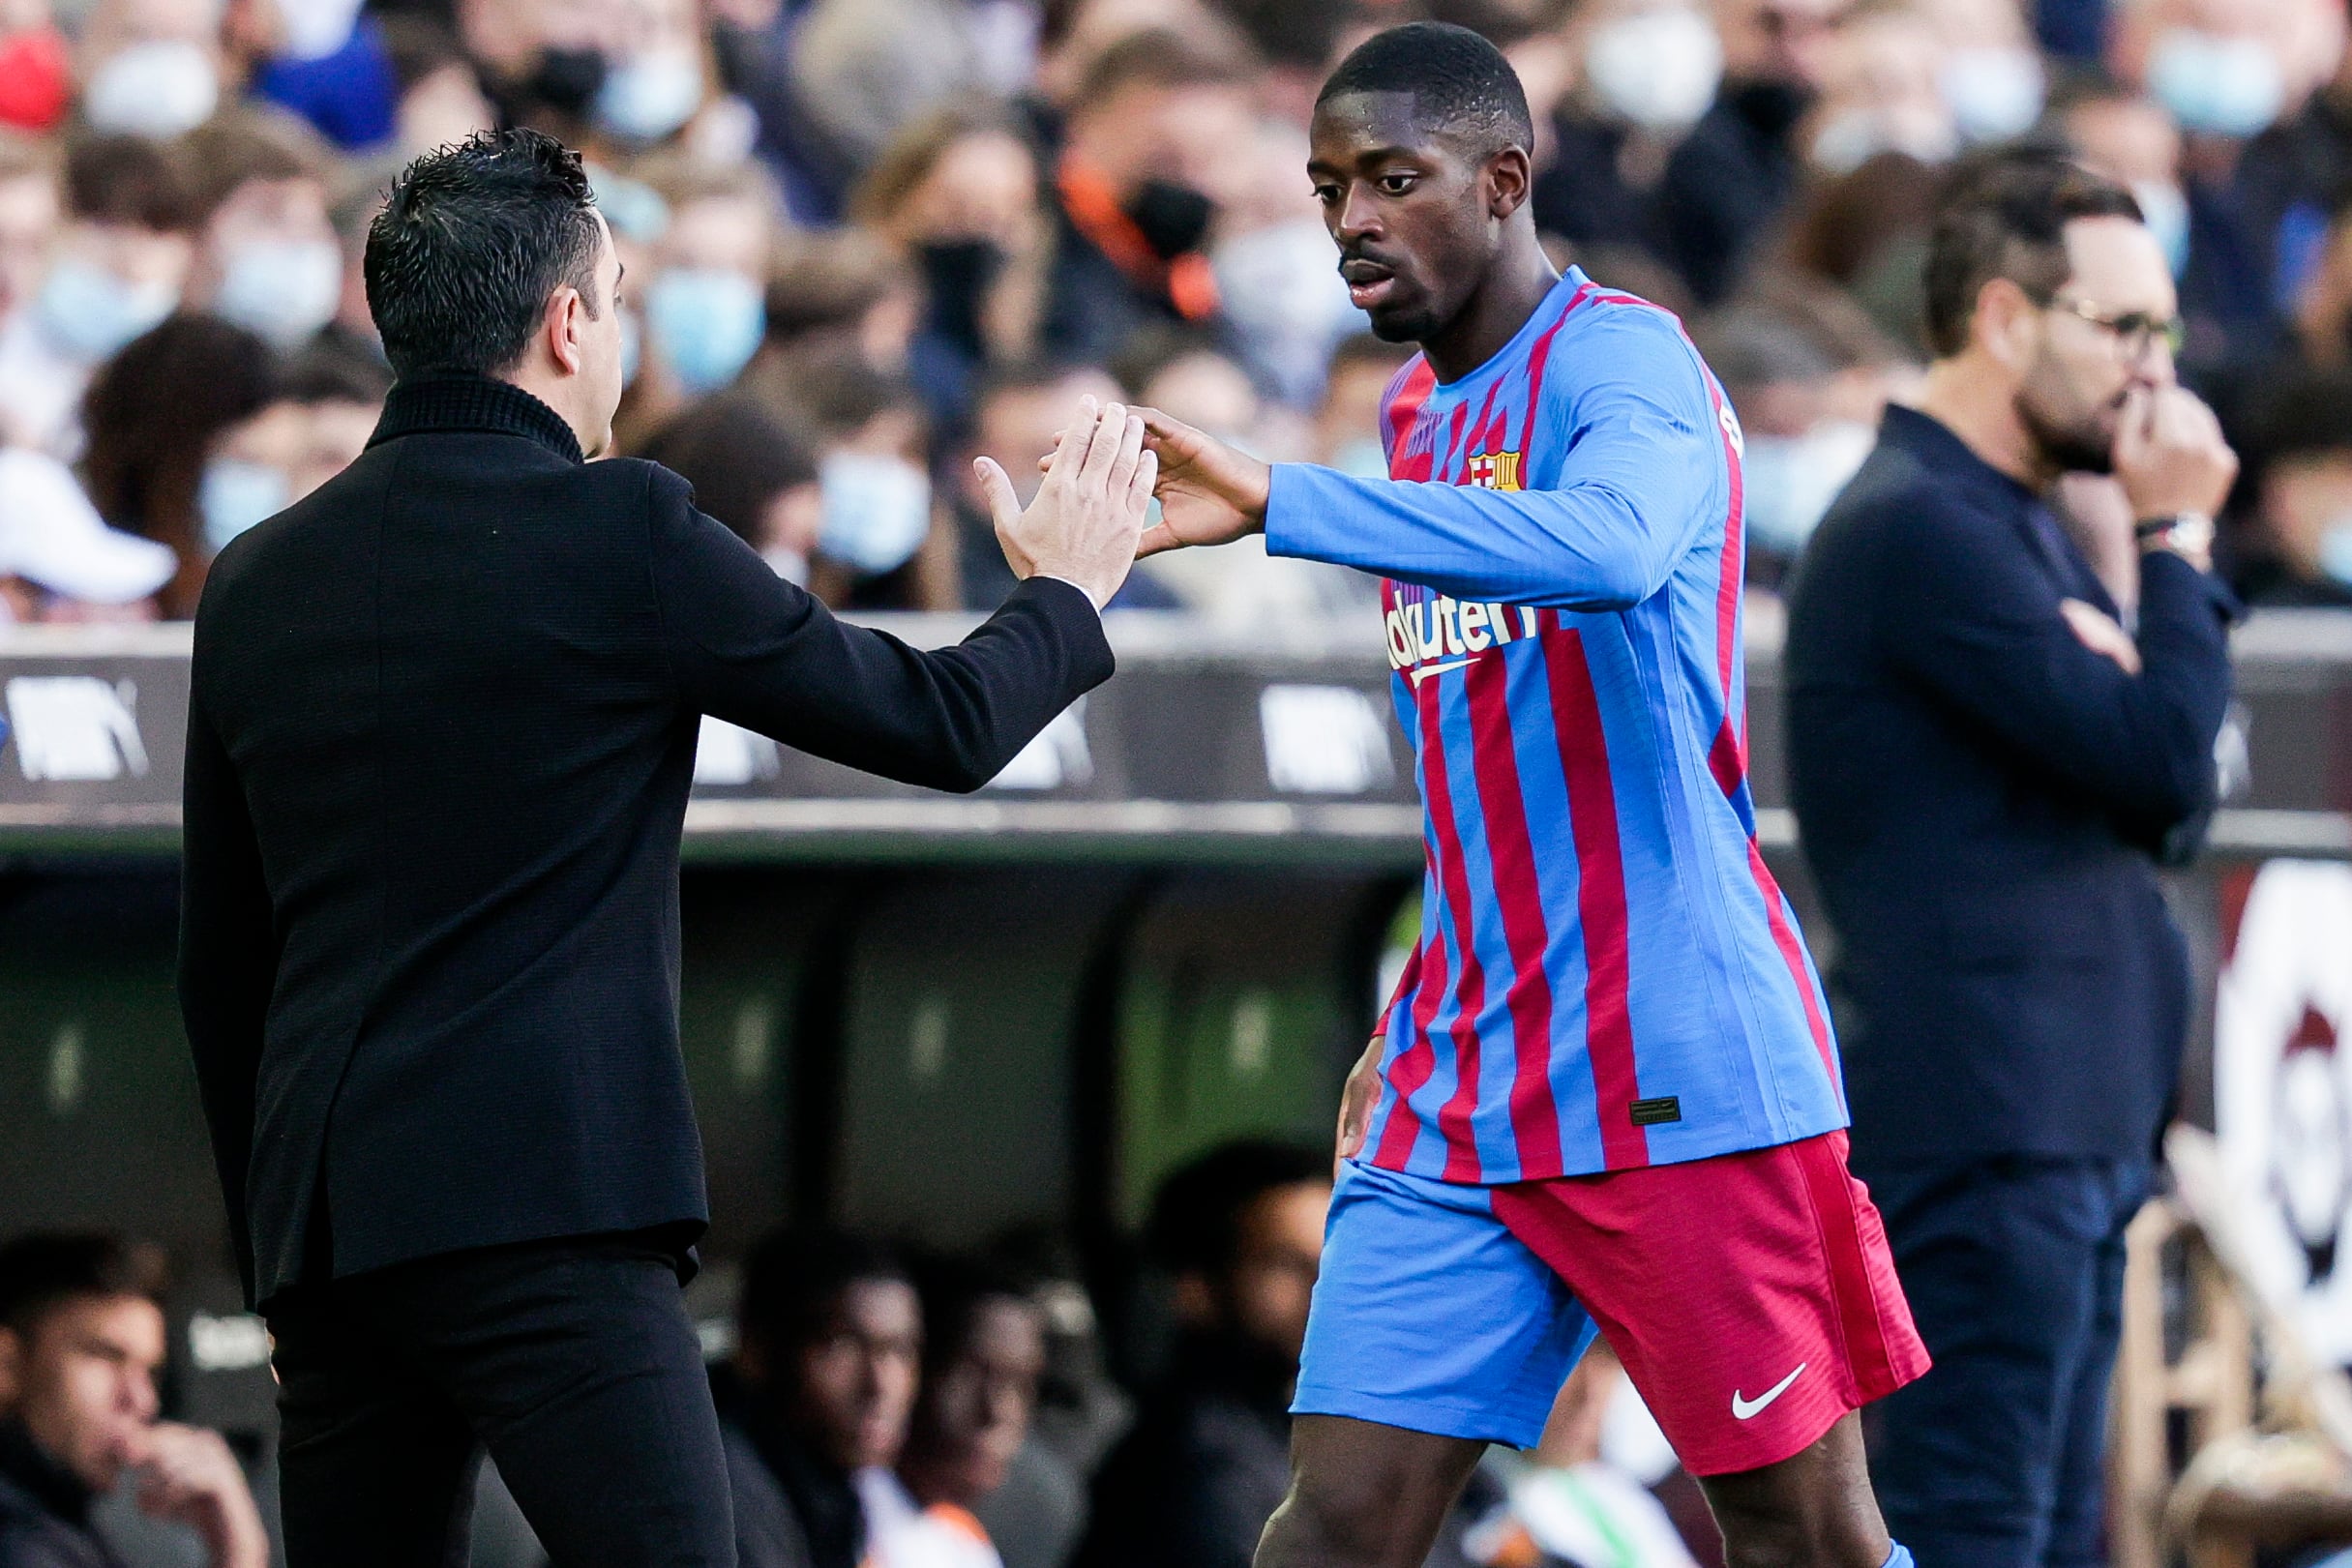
top-left (1784, 405), bottom-right (2236, 1170)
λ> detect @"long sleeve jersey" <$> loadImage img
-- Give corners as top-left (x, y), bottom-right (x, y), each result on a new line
top-left (1265, 268), bottom-right (1846, 1184)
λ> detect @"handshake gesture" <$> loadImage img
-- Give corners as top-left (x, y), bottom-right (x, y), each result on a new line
top-left (975, 399), bottom-right (1278, 607)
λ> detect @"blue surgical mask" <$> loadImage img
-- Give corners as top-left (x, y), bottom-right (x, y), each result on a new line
top-left (647, 268), bottom-right (763, 396)
top-left (1940, 45), bottom-right (2044, 144)
top-left (2133, 180), bottom-right (2191, 278)
top-left (1740, 419), bottom-right (1876, 559)
top-left (595, 47), bottom-right (702, 144)
top-left (2149, 29), bottom-right (2284, 138)
top-left (36, 258), bottom-right (177, 362)
top-left (215, 240), bottom-right (342, 350)
top-left (200, 458), bottom-right (290, 553)
top-left (819, 452), bottom-right (931, 576)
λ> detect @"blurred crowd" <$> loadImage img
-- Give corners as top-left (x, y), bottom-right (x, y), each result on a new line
top-left (0, 1141), bottom-right (1711, 1568)
top-left (0, 0), bottom-right (2349, 626)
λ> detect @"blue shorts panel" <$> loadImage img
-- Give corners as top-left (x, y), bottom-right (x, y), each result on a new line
top-left (1291, 1158), bottom-right (1595, 1448)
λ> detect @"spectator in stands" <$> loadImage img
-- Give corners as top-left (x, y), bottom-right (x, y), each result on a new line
top-left (951, 359), bottom-right (1127, 609)
top-left (2288, 189), bottom-right (2352, 371)
top-left (1802, 0), bottom-right (1957, 175)
top-left (78, 313), bottom-right (276, 618)
top-left (2224, 369), bottom-right (2352, 606)
top-left (2231, 29), bottom-right (2352, 341)
top-left (1040, 27), bottom-right (1255, 366)
top-left (0, 446), bottom-right (176, 623)
top-left (768, 346), bottom-right (955, 611)
top-left (639, 392), bottom-right (824, 583)
top-left (74, 0), bottom-right (229, 140)
top-left (0, 134), bottom-right (195, 457)
top-left (1311, 332), bottom-right (1415, 480)
top-left (1076, 1141), bottom-right (1331, 1568)
top-left (0, 133), bottom-right (59, 445)
top-left (1699, 303), bottom-right (1877, 583)
top-left (376, 15), bottom-right (499, 160)
top-left (718, 1229), bottom-right (923, 1568)
top-left (196, 339), bottom-right (391, 553)
top-left (0, 1231), bottom-right (267, 1568)
top-left (874, 1257), bottom-right (1051, 1568)
top-left (247, 0), bottom-right (401, 152)
top-left (182, 113), bottom-right (343, 354)
top-left (1531, 0), bottom-right (1718, 263)
top-left (0, 0), bottom-right (69, 134)
top-left (1654, 0), bottom-right (1844, 304)
top-left (643, 161), bottom-right (786, 399)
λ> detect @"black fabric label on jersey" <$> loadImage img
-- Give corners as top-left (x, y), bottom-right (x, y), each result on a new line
top-left (1628, 1097), bottom-right (1682, 1127)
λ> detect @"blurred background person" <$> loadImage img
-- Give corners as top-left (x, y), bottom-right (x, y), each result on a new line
top-left (1076, 1141), bottom-right (1329, 1568)
top-left (181, 111), bottom-right (343, 354)
top-left (0, 444), bottom-right (176, 622)
top-left (194, 337), bottom-right (391, 554)
top-left (639, 391), bottom-right (824, 583)
top-left (0, 1231), bottom-right (267, 1568)
top-left (2222, 368), bottom-right (2352, 607)
top-left (718, 1229), bottom-right (924, 1568)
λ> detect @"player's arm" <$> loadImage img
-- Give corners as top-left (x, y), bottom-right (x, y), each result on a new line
top-left (176, 685), bottom-right (276, 1298)
top-left (1139, 319), bottom-right (1724, 610)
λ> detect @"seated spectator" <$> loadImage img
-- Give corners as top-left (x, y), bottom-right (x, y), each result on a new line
top-left (196, 338), bottom-right (392, 551)
top-left (376, 14), bottom-right (499, 160)
top-left (639, 393), bottom-right (824, 583)
top-left (0, 447), bottom-right (175, 623)
top-left (74, 0), bottom-right (228, 140)
top-left (1076, 1141), bottom-right (1331, 1568)
top-left (247, 0), bottom-right (401, 152)
top-left (0, 133), bottom-right (59, 443)
top-left (1312, 333), bottom-right (1416, 479)
top-left (717, 1229), bottom-right (922, 1568)
top-left (0, 1231), bottom-right (266, 1568)
top-left (0, 133), bottom-right (195, 457)
top-left (181, 112), bottom-right (347, 353)
top-left (1040, 26), bottom-right (1256, 366)
top-left (2289, 187), bottom-right (2352, 371)
top-left (0, 0), bottom-right (69, 134)
top-left (1531, 0), bottom-right (1720, 262)
top-left (641, 161), bottom-right (787, 399)
top-left (750, 228), bottom-right (922, 390)
top-left (870, 1258), bottom-right (1050, 1568)
top-left (78, 313), bottom-right (277, 618)
top-left (2223, 369), bottom-right (2352, 606)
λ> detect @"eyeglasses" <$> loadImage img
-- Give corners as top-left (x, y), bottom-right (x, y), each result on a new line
top-left (2049, 298), bottom-right (2186, 362)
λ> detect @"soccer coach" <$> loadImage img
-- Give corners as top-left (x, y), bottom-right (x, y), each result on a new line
top-left (176, 130), bottom-right (1151, 1565)
top-left (1786, 151), bottom-right (2236, 1565)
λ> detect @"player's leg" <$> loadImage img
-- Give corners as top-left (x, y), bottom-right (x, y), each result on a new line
top-left (1270, 1158), bottom-right (1593, 1568)
top-left (1255, 1415), bottom-right (1486, 1568)
top-left (1493, 1132), bottom-right (1929, 1568)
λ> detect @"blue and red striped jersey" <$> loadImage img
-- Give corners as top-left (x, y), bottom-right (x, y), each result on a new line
top-left (1265, 268), bottom-right (1847, 1184)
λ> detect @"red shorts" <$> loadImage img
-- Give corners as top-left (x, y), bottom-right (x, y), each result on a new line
top-left (1294, 1131), bottom-right (1930, 1476)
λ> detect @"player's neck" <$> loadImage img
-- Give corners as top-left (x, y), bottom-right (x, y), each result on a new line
top-left (1420, 239), bottom-right (1559, 384)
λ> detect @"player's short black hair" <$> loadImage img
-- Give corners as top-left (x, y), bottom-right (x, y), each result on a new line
top-left (364, 128), bottom-right (603, 380)
top-left (1147, 1139), bottom-right (1329, 1280)
top-left (0, 1231), bottom-right (168, 1339)
top-left (1920, 149), bottom-right (2142, 359)
top-left (1315, 21), bottom-right (1535, 161)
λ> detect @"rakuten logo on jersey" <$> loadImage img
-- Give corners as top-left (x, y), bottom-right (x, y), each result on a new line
top-left (1385, 595), bottom-right (1542, 687)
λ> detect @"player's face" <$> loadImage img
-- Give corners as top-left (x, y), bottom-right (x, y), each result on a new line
top-left (1309, 91), bottom-right (1507, 346)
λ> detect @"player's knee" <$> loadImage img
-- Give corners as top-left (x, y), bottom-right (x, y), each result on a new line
top-left (1255, 1471), bottom-right (1417, 1568)
top-left (1712, 1498), bottom-right (1884, 1568)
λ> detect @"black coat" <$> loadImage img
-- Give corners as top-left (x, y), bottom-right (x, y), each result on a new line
top-left (180, 374), bottom-right (1113, 1306)
top-left (1784, 405), bottom-right (2236, 1170)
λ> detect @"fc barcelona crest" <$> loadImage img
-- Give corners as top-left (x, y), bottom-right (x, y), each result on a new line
top-left (1464, 450), bottom-right (1522, 490)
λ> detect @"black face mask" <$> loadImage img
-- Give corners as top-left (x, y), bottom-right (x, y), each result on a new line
top-left (526, 46), bottom-right (608, 118)
top-left (1726, 78), bottom-right (1814, 138)
top-left (1123, 179), bottom-right (1216, 260)
top-left (915, 239), bottom-right (1008, 357)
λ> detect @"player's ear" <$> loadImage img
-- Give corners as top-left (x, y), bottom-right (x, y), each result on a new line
top-left (1487, 146), bottom-right (1532, 222)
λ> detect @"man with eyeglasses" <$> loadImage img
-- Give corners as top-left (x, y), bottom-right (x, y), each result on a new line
top-left (1783, 150), bottom-right (2238, 1567)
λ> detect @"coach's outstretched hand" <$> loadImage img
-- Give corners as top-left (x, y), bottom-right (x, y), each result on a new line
top-left (1134, 408), bottom-right (1272, 558)
top-left (975, 396), bottom-right (1155, 607)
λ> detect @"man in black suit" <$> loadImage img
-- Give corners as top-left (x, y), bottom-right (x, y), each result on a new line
top-left (1786, 152), bottom-right (2239, 1567)
top-left (176, 129), bottom-right (1155, 1566)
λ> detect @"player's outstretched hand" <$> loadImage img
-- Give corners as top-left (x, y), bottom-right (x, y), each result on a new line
top-left (975, 396), bottom-right (1154, 608)
top-left (1334, 1036), bottom-right (1383, 1178)
top-left (1134, 408), bottom-right (1271, 558)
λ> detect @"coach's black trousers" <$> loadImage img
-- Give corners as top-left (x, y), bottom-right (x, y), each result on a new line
top-left (266, 1232), bottom-right (735, 1567)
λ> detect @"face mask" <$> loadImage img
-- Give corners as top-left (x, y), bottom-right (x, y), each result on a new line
top-left (1332, 437), bottom-right (1388, 480)
top-left (1740, 418), bottom-right (1875, 557)
top-left (1585, 8), bottom-right (1723, 132)
top-left (36, 258), bottom-right (177, 361)
top-left (915, 239), bottom-right (1007, 354)
top-left (214, 239), bottom-right (342, 349)
top-left (647, 268), bottom-right (763, 396)
top-left (595, 47), bottom-right (702, 144)
top-left (527, 46), bottom-right (607, 117)
top-left (1124, 179), bottom-right (1214, 259)
top-left (2149, 29), bottom-right (2284, 138)
top-left (819, 452), bottom-right (931, 576)
top-left (200, 458), bottom-right (290, 553)
top-left (2317, 516), bottom-right (2352, 585)
top-left (2132, 180), bottom-right (2191, 278)
top-left (277, 0), bottom-right (366, 61)
top-left (1940, 45), bottom-right (2044, 144)
top-left (761, 545), bottom-right (809, 585)
top-left (1810, 108), bottom-right (1955, 173)
top-left (83, 40), bottom-right (220, 137)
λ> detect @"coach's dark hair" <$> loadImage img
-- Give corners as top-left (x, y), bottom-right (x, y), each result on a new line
top-left (1316, 21), bottom-right (1534, 160)
top-left (1147, 1139), bottom-right (1329, 1280)
top-left (364, 129), bottom-right (603, 380)
top-left (737, 1228), bottom-right (912, 1355)
top-left (0, 1231), bottom-right (168, 1339)
top-left (1920, 150), bottom-right (2143, 359)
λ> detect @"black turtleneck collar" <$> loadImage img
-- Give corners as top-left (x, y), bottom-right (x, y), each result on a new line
top-left (367, 372), bottom-right (585, 466)
top-left (0, 1415), bottom-right (96, 1526)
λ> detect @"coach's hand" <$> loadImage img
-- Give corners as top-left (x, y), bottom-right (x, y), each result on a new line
top-left (976, 396), bottom-right (1154, 607)
top-left (2113, 385), bottom-right (2235, 526)
top-left (1334, 1036), bottom-right (1383, 1177)
top-left (1133, 408), bottom-right (1272, 558)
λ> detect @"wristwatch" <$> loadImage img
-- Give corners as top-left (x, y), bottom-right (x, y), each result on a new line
top-left (2134, 511), bottom-right (2215, 556)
